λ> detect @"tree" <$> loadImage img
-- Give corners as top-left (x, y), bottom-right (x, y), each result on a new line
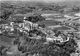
top-left (72, 6), bottom-right (80, 12)
top-left (27, 14), bottom-right (45, 23)
top-left (0, 9), bottom-right (13, 20)
top-left (38, 23), bottom-right (45, 28)
top-left (0, 45), bottom-right (6, 55)
top-left (0, 2), bottom-right (14, 20)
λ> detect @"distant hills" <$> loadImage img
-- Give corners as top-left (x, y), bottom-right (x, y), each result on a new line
top-left (1, 0), bottom-right (80, 7)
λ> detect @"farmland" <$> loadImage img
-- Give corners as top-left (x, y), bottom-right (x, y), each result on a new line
top-left (0, 0), bottom-right (80, 56)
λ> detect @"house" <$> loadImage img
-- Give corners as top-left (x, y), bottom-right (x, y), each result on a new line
top-left (23, 20), bottom-right (33, 30)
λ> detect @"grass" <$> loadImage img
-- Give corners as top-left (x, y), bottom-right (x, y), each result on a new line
top-left (53, 26), bottom-right (71, 30)
top-left (37, 20), bottom-right (61, 26)
top-left (0, 35), bottom-right (13, 45)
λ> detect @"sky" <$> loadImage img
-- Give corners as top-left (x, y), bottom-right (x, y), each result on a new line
top-left (0, 0), bottom-right (80, 2)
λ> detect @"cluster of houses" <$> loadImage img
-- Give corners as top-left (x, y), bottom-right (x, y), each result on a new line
top-left (1, 13), bottom-right (80, 55)
top-left (1, 13), bottom-right (80, 45)
top-left (45, 29), bottom-right (70, 43)
top-left (0, 19), bottom-right (70, 44)
top-left (0, 20), bottom-right (38, 34)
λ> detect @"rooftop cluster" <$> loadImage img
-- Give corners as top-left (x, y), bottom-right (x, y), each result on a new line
top-left (0, 13), bottom-right (79, 56)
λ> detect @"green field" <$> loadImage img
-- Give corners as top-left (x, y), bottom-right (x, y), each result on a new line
top-left (37, 20), bottom-right (61, 26)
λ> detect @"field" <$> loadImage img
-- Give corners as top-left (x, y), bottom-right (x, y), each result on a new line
top-left (0, 1), bottom-right (80, 56)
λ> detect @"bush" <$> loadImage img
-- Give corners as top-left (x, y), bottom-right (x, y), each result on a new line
top-left (27, 15), bottom-right (45, 23)
top-left (17, 36), bottom-right (77, 56)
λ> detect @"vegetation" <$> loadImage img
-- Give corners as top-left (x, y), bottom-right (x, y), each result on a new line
top-left (27, 14), bottom-right (45, 23)
top-left (0, 1), bottom-right (80, 56)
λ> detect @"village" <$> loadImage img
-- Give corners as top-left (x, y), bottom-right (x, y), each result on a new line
top-left (0, 12), bottom-right (80, 44)
top-left (0, 1), bottom-right (80, 56)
